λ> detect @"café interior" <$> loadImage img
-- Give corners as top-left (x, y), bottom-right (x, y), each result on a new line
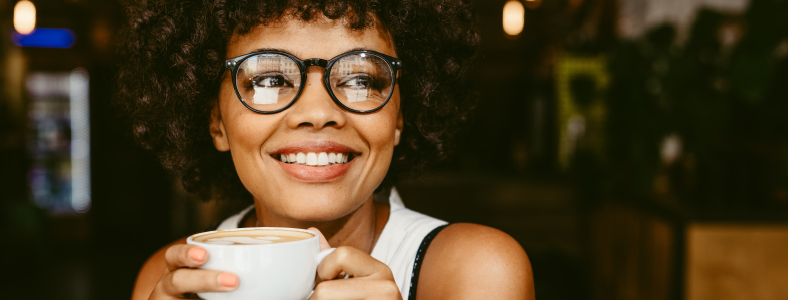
top-left (1, 0), bottom-right (787, 299)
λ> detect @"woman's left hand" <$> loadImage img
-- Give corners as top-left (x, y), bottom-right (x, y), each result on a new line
top-left (307, 228), bottom-right (402, 300)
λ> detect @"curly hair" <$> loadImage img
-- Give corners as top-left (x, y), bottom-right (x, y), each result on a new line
top-left (116, 0), bottom-right (480, 201)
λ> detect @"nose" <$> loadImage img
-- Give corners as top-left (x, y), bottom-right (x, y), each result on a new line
top-left (285, 66), bottom-right (347, 130)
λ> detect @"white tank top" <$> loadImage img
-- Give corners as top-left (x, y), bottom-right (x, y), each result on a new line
top-left (215, 188), bottom-right (448, 299)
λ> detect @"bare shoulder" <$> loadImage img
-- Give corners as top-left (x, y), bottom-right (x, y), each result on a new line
top-left (131, 237), bottom-right (187, 300)
top-left (416, 223), bottom-right (535, 300)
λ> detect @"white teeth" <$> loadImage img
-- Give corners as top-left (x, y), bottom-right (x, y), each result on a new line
top-left (328, 153), bottom-right (337, 164)
top-left (306, 153), bottom-right (318, 166)
top-left (336, 153), bottom-right (344, 164)
top-left (278, 152), bottom-right (352, 165)
top-left (318, 152), bottom-right (329, 166)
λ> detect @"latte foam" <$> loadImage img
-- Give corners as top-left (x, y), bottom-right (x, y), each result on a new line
top-left (193, 229), bottom-right (313, 245)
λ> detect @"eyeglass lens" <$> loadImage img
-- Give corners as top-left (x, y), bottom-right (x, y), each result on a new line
top-left (236, 54), bottom-right (302, 111)
top-left (235, 53), bottom-right (393, 112)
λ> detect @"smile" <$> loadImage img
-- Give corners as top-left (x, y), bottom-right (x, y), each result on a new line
top-left (272, 152), bottom-right (356, 166)
top-left (270, 141), bottom-right (361, 181)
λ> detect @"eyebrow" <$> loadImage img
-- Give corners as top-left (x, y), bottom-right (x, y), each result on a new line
top-left (247, 47), bottom-right (372, 59)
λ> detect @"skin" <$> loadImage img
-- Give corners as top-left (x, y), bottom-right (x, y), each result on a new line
top-left (132, 14), bottom-right (534, 300)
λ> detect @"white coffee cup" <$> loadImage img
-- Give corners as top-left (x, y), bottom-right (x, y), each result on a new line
top-left (187, 227), bottom-right (335, 300)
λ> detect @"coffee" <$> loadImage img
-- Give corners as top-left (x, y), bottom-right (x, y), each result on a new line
top-left (193, 229), bottom-right (314, 245)
top-left (188, 227), bottom-right (333, 299)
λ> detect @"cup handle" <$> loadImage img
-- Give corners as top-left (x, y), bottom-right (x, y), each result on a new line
top-left (316, 248), bottom-right (351, 279)
top-left (308, 248), bottom-right (337, 299)
top-left (317, 248), bottom-right (336, 265)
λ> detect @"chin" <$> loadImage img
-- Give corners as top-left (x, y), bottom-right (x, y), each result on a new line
top-left (263, 189), bottom-right (367, 222)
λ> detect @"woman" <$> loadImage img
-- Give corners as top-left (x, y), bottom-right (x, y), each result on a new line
top-left (119, 0), bottom-right (534, 299)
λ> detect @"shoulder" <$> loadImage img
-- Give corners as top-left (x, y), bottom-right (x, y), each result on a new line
top-left (131, 237), bottom-right (187, 300)
top-left (417, 223), bottom-right (535, 300)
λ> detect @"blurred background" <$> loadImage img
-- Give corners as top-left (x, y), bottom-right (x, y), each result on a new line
top-left (1, 0), bottom-right (788, 299)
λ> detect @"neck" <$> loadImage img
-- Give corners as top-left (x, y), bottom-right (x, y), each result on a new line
top-left (247, 195), bottom-right (389, 254)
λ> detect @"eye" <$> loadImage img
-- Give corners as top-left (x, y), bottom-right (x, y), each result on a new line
top-left (250, 73), bottom-right (293, 88)
top-left (339, 74), bottom-right (376, 90)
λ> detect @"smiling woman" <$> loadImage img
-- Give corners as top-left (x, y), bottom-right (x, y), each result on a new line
top-left (117, 1), bottom-right (533, 300)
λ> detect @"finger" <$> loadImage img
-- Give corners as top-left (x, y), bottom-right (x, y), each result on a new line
top-left (310, 278), bottom-right (401, 300)
top-left (164, 244), bottom-right (208, 271)
top-left (316, 246), bottom-right (393, 281)
top-left (307, 227), bottom-right (332, 251)
top-left (159, 269), bottom-right (238, 296)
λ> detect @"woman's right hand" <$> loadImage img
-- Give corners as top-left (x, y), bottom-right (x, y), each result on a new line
top-left (146, 244), bottom-right (239, 299)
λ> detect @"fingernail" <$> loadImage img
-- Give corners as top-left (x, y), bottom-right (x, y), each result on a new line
top-left (219, 273), bottom-right (238, 287)
top-left (189, 248), bottom-right (206, 262)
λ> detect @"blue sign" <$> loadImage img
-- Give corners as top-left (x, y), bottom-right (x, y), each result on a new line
top-left (12, 28), bottom-right (75, 48)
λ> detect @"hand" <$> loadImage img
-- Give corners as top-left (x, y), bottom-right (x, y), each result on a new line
top-left (307, 228), bottom-right (402, 300)
top-left (146, 244), bottom-right (239, 299)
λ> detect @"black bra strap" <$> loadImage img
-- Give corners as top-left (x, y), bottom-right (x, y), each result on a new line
top-left (408, 224), bottom-right (450, 300)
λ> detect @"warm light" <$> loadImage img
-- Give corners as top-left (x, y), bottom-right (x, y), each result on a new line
top-left (14, 0), bottom-right (36, 35)
top-left (503, 0), bottom-right (525, 36)
top-left (524, 0), bottom-right (542, 9)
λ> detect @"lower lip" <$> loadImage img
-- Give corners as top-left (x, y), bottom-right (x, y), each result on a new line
top-left (276, 158), bottom-right (354, 181)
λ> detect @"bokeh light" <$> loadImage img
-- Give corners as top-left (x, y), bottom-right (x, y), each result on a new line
top-left (524, 0), bottom-right (542, 10)
top-left (13, 0), bottom-right (37, 35)
top-left (503, 0), bottom-right (525, 36)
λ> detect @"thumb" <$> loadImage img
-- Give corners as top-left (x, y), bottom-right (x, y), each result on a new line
top-left (306, 227), bottom-right (332, 251)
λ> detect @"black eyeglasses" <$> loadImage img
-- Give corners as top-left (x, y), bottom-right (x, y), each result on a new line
top-left (224, 50), bottom-right (403, 114)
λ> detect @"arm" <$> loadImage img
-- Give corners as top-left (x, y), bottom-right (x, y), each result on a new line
top-left (416, 223), bottom-right (535, 300)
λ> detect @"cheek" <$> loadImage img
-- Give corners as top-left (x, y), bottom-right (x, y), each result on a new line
top-left (221, 91), bottom-right (284, 195)
top-left (357, 106), bottom-right (399, 155)
top-left (219, 82), bottom-right (280, 152)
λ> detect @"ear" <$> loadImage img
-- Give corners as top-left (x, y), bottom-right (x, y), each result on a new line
top-left (394, 109), bottom-right (404, 146)
top-left (210, 103), bottom-right (230, 152)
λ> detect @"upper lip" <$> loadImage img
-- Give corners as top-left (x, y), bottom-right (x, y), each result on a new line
top-left (271, 141), bottom-right (359, 155)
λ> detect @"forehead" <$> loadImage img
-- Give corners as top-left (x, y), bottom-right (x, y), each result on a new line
top-left (226, 15), bottom-right (397, 60)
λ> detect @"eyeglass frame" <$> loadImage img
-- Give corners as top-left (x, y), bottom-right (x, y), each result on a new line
top-left (224, 50), bottom-right (403, 114)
